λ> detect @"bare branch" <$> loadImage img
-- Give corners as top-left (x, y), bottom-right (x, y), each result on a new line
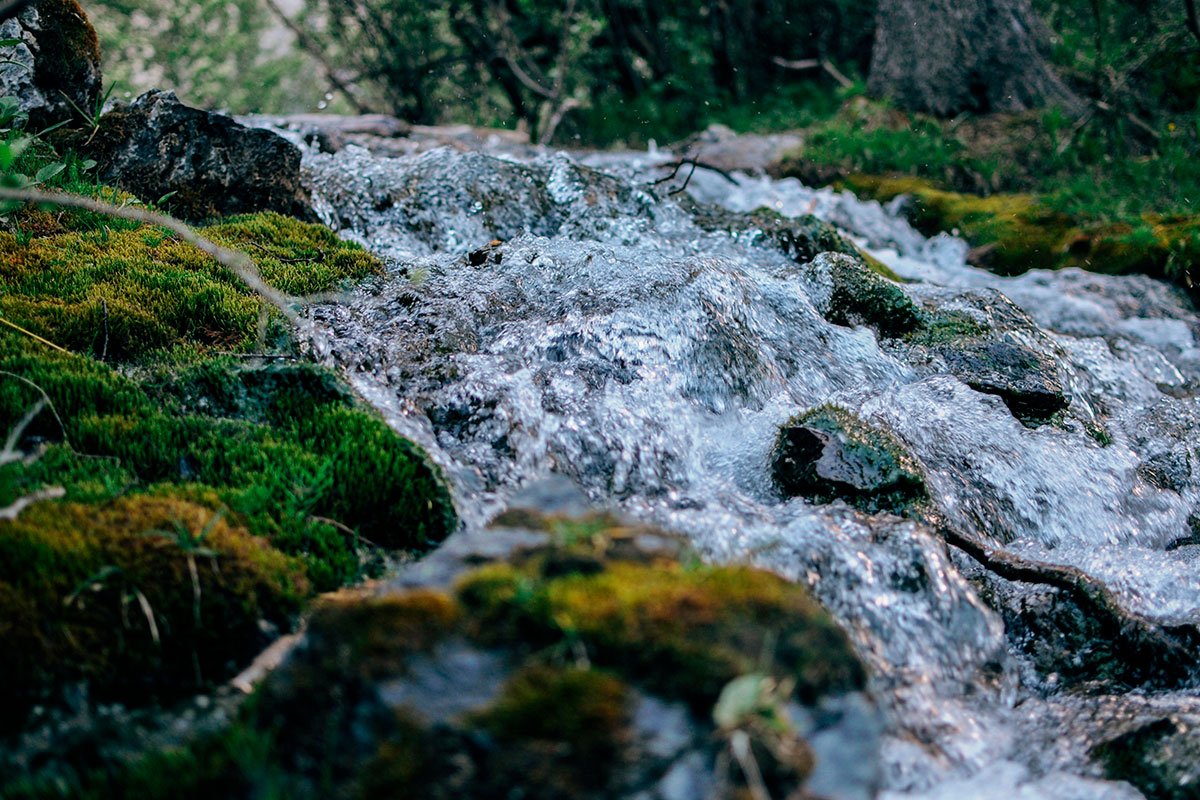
top-left (261, 0), bottom-right (374, 114)
top-left (0, 486), bottom-right (65, 520)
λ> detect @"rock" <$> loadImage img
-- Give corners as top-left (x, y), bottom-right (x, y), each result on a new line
top-left (772, 404), bottom-right (927, 515)
top-left (684, 198), bottom-right (861, 266)
top-left (75, 90), bottom-right (313, 222)
top-left (901, 291), bottom-right (1068, 424)
top-left (803, 252), bottom-right (925, 339)
top-left (934, 338), bottom-right (1067, 422)
top-left (0, 0), bottom-right (102, 128)
top-left (240, 505), bottom-right (877, 799)
top-left (1092, 714), bottom-right (1200, 800)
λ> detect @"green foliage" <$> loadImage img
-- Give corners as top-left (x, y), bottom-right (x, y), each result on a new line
top-left (89, 0), bottom-right (327, 114)
top-left (0, 210), bottom-right (382, 360)
top-left (0, 336), bottom-right (456, 589)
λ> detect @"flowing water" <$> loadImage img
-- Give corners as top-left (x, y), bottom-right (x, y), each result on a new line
top-left (281, 134), bottom-right (1200, 798)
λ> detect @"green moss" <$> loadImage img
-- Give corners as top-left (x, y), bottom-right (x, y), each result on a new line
top-left (2, 719), bottom-right (292, 800)
top-left (903, 310), bottom-right (988, 347)
top-left (771, 404), bottom-right (926, 514)
top-left (304, 589), bottom-right (461, 679)
top-left (818, 253), bottom-right (925, 338)
top-left (0, 334), bottom-right (456, 589)
top-left (0, 210), bottom-right (382, 360)
top-left (844, 175), bottom-right (1200, 286)
top-left (0, 495), bottom-right (307, 726)
top-left (469, 665), bottom-right (631, 796)
top-left (456, 546), bottom-right (865, 709)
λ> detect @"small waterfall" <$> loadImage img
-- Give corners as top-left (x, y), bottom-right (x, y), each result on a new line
top-left (296, 140), bottom-right (1200, 798)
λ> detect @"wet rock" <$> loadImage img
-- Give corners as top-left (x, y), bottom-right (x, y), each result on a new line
top-left (1092, 715), bottom-right (1200, 800)
top-left (684, 197), bottom-right (859, 265)
top-left (0, 0), bottom-right (102, 128)
top-left (77, 90), bottom-right (313, 222)
top-left (243, 505), bottom-right (877, 799)
top-left (935, 338), bottom-right (1067, 421)
top-left (902, 291), bottom-right (1068, 424)
top-left (804, 252), bottom-right (926, 338)
top-left (772, 404), bottom-right (926, 514)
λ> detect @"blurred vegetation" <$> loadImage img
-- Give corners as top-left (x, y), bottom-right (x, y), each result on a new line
top-left (0, 134), bottom-right (456, 728)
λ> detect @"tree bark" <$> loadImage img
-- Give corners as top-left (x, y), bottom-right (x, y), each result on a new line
top-left (867, 0), bottom-right (1082, 116)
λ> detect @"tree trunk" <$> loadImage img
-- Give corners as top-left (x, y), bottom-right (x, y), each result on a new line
top-left (867, 0), bottom-right (1081, 116)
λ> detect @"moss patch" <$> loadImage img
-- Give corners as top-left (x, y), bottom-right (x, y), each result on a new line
top-left (0, 210), bottom-right (381, 360)
top-left (843, 175), bottom-right (1200, 286)
top-left (0, 194), bottom-right (454, 728)
top-left (457, 540), bottom-right (865, 709)
top-left (0, 495), bottom-right (306, 725)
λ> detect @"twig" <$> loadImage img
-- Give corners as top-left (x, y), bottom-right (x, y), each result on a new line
top-left (0, 370), bottom-right (69, 446)
top-left (772, 56), bottom-right (854, 89)
top-left (214, 351), bottom-right (297, 360)
top-left (261, 0), bottom-right (374, 114)
top-left (0, 315), bottom-right (69, 353)
top-left (651, 157), bottom-right (739, 195)
top-left (0, 486), bottom-right (65, 520)
top-left (1, 398), bottom-right (45, 465)
top-left (100, 298), bottom-right (108, 362)
top-left (0, 188), bottom-right (303, 327)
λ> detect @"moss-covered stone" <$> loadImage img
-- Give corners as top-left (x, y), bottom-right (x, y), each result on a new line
top-left (0, 495), bottom-right (307, 728)
top-left (806, 252), bottom-right (925, 338)
top-left (689, 200), bottom-right (857, 261)
top-left (900, 303), bottom-right (1068, 425)
top-left (151, 513), bottom-right (871, 800)
top-left (0, 210), bottom-right (381, 360)
top-left (846, 175), bottom-right (1200, 288)
top-left (456, 532), bottom-right (865, 709)
top-left (772, 404), bottom-right (926, 514)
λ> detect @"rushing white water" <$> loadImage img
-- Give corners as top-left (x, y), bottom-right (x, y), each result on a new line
top-left (289, 136), bottom-right (1200, 799)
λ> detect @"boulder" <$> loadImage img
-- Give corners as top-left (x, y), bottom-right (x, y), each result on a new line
top-left (0, 0), bottom-right (102, 129)
top-left (243, 504), bottom-right (880, 799)
top-left (77, 90), bottom-right (313, 222)
top-left (901, 291), bottom-right (1068, 424)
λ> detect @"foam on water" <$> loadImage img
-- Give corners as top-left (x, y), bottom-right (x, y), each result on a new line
top-left (294, 140), bottom-right (1200, 798)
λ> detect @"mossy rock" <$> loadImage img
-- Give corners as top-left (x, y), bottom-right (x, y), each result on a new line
top-left (772, 404), bottom-right (926, 514)
top-left (0, 494), bottom-right (307, 728)
top-left (846, 175), bottom-right (1200, 288)
top-left (0, 210), bottom-right (381, 361)
top-left (183, 512), bottom-right (870, 800)
top-left (683, 196), bottom-right (906, 277)
top-left (900, 299), bottom-right (1068, 425)
top-left (805, 252), bottom-right (924, 338)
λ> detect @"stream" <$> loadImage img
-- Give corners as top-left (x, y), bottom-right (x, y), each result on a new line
top-left (276, 131), bottom-right (1200, 799)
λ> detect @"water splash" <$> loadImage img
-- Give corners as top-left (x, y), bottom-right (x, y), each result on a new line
top-left (294, 139), bottom-right (1200, 797)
